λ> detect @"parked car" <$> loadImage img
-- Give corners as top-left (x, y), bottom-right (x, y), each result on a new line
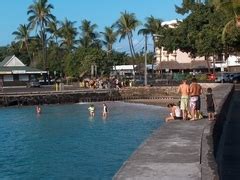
top-left (231, 74), bottom-right (240, 84)
top-left (215, 72), bottom-right (231, 83)
top-left (228, 73), bottom-right (240, 82)
top-left (26, 79), bottom-right (41, 88)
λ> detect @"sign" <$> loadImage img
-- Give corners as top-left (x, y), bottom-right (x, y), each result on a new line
top-left (12, 70), bottom-right (26, 74)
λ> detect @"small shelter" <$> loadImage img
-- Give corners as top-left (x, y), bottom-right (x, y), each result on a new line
top-left (0, 55), bottom-right (47, 86)
top-left (157, 60), bottom-right (210, 73)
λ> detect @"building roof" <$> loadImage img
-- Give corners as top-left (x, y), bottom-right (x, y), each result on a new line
top-left (0, 55), bottom-right (47, 74)
top-left (157, 60), bottom-right (210, 70)
top-left (190, 60), bottom-right (209, 69)
top-left (0, 55), bottom-right (25, 67)
top-left (157, 61), bottom-right (185, 70)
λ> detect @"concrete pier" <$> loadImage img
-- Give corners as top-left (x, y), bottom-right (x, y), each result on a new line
top-left (114, 84), bottom-right (233, 180)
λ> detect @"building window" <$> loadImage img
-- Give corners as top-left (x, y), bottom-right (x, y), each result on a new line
top-left (13, 74), bottom-right (19, 81)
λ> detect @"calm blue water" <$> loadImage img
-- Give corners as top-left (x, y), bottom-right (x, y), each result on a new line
top-left (0, 102), bottom-right (166, 179)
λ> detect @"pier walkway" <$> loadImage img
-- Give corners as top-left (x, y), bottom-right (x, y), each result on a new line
top-left (114, 84), bottom-right (233, 180)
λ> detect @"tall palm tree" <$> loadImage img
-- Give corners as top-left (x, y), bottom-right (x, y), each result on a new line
top-left (138, 16), bottom-right (163, 75)
top-left (59, 18), bottom-right (78, 51)
top-left (12, 24), bottom-right (33, 64)
top-left (114, 11), bottom-right (140, 58)
top-left (79, 19), bottom-right (99, 48)
top-left (101, 26), bottom-right (118, 54)
top-left (27, 0), bottom-right (55, 69)
top-left (114, 11), bottom-right (140, 81)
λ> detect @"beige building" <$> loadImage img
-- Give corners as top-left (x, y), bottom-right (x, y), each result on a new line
top-left (154, 20), bottom-right (205, 64)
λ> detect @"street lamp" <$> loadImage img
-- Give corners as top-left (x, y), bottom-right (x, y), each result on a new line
top-left (153, 34), bottom-right (163, 74)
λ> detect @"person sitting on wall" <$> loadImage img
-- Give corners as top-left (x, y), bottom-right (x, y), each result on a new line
top-left (165, 103), bottom-right (182, 122)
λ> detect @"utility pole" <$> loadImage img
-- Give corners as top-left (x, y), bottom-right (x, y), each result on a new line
top-left (144, 34), bottom-right (148, 86)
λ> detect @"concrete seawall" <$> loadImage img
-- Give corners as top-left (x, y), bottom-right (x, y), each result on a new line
top-left (0, 87), bottom-right (179, 107)
top-left (114, 84), bottom-right (233, 180)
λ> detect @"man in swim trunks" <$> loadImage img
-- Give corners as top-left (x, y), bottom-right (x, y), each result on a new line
top-left (189, 78), bottom-right (202, 120)
top-left (177, 79), bottom-right (190, 120)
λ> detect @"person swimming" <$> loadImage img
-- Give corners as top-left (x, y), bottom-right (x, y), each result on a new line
top-left (88, 104), bottom-right (95, 117)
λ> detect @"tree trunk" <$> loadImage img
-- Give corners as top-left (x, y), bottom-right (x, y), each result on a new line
top-left (205, 55), bottom-right (211, 73)
top-left (127, 33), bottom-right (136, 82)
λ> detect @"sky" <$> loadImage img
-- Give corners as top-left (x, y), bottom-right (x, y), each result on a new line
top-left (0, 0), bottom-right (184, 51)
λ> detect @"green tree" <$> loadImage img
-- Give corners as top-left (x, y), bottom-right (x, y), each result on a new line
top-left (101, 26), bottom-right (118, 54)
top-left (114, 11), bottom-right (140, 58)
top-left (12, 24), bottom-right (32, 65)
top-left (79, 19), bottom-right (100, 48)
top-left (209, 0), bottom-right (240, 43)
top-left (138, 15), bottom-right (163, 76)
top-left (46, 20), bottom-right (60, 44)
top-left (114, 11), bottom-right (140, 81)
top-left (59, 18), bottom-right (78, 51)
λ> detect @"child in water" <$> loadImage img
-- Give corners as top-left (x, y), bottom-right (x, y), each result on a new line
top-left (36, 105), bottom-right (41, 114)
top-left (102, 103), bottom-right (108, 117)
top-left (88, 104), bottom-right (95, 117)
top-left (206, 88), bottom-right (215, 121)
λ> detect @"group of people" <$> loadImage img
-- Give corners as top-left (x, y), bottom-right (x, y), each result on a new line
top-left (165, 78), bottom-right (216, 122)
top-left (88, 103), bottom-right (108, 117)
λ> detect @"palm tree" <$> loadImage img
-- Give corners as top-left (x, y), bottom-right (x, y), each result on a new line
top-left (101, 26), bottom-right (118, 55)
top-left (59, 18), bottom-right (78, 51)
top-left (27, 0), bottom-right (56, 69)
top-left (114, 11), bottom-right (140, 81)
top-left (46, 20), bottom-right (60, 45)
top-left (114, 11), bottom-right (140, 58)
top-left (138, 16), bottom-right (163, 76)
top-left (79, 19), bottom-right (99, 48)
top-left (12, 24), bottom-right (33, 64)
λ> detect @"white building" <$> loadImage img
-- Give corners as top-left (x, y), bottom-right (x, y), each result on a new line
top-left (0, 55), bottom-right (47, 85)
top-left (215, 55), bottom-right (240, 72)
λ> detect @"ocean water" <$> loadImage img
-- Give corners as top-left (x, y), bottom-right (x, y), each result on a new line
top-left (0, 102), bottom-right (167, 179)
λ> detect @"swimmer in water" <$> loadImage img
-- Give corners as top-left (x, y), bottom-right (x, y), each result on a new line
top-left (36, 105), bottom-right (41, 114)
top-left (88, 104), bottom-right (95, 117)
top-left (102, 103), bottom-right (108, 117)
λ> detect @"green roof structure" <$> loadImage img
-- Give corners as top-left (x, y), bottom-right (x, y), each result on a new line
top-left (0, 55), bottom-right (47, 75)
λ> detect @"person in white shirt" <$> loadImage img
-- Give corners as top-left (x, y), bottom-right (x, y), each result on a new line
top-left (165, 103), bottom-right (182, 122)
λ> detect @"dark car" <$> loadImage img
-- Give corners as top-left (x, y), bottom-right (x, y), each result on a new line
top-left (231, 74), bottom-right (240, 84)
top-left (26, 79), bottom-right (41, 88)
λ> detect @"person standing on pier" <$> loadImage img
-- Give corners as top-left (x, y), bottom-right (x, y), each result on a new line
top-left (177, 79), bottom-right (190, 120)
top-left (206, 88), bottom-right (216, 121)
top-left (189, 78), bottom-right (202, 120)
